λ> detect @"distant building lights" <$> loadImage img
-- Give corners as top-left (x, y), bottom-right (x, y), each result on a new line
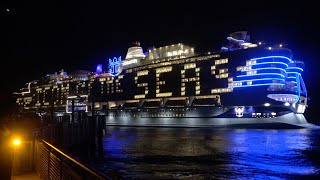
top-left (208, 52), bottom-right (211, 54)
top-left (258, 42), bottom-right (262, 45)
top-left (284, 102), bottom-right (290, 106)
top-left (264, 103), bottom-right (271, 107)
top-left (279, 44), bottom-right (283, 47)
top-left (268, 47), bottom-right (272, 50)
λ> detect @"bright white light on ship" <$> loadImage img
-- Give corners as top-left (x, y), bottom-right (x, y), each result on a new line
top-left (264, 103), bottom-right (271, 107)
top-left (258, 42), bottom-right (262, 45)
top-left (284, 102), bottom-right (290, 106)
top-left (279, 44), bottom-right (283, 47)
top-left (268, 47), bottom-right (272, 50)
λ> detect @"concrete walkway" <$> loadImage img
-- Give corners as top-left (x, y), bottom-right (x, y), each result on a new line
top-left (11, 172), bottom-right (40, 180)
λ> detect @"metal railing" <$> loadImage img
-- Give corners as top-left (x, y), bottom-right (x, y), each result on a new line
top-left (35, 139), bottom-right (110, 180)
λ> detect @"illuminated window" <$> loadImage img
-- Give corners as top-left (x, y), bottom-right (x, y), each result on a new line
top-left (137, 70), bottom-right (149, 76)
top-left (219, 68), bottom-right (228, 74)
top-left (211, 88), bottom-right (233, 94)
top-left (184, 63), bottom-right (196, 69)
top-left (246, 71), bottom-right (257, 75)
top-left (134, 95), bottom-right (145, 99)
top-left (215, 58), bottom-right (228, 65)
top-left (156, 92), bottom-right (172, 97)
top-left (228, 82), bottom-right (242, 87)
top-left (156, 66), bottom-right (172, 73)
top-left (215, 73), bottom-right (228, 79)
top-left (246, 60), bottom-right (256, 65)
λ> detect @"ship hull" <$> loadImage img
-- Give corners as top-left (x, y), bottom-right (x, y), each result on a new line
top-left (104, 111), bottom-right (310, 128)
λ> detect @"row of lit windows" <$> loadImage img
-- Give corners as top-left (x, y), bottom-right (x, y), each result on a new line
top-left (215, 58), bottom-right (228, 65)
top-left (215, 73), bottom-right (229, 79)
top-left (181, 77), bottom-right (201, 82)
top-left (156, 92), bottom-right (173, 97)
top-left (137, 83), bottom-right (148, 87)
top-left (109, 113), bottom-right (189, 118)
top-left (134, 94), bottom-right (146, 99)
top-left (219, 68), bottom-right (228, 74)
top-left (211, 88), bottom-right (233, 94)
top-left (137, 70), bottom-right (149, 76)
top-left (128, 55), bottom-right (218, 74)
top-left (228, 82), bottom-right (242, 87)
top-left (156, 66), bottom-right (173, 74)
top-left (246, 71), bottom-right (257, 75)
top-left (246, 60), bottom-right (256, 65)
top-left (184, 63), bottom-right (196, 69)
top-left (237, 66), bottom-right (251, 71)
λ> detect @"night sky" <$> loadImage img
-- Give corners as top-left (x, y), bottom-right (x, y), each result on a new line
top-left (1, 1), bottom-right (319, 121)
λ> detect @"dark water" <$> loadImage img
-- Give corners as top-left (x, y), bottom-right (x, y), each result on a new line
top-left (96, 127), bottom-right (320, 179)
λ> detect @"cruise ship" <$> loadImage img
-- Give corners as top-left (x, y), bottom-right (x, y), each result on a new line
top-left (14, 32), bottom-right (313, 128)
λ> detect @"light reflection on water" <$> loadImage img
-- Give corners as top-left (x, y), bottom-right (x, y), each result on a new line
top-left (97, 127), bottom-right (320, 179)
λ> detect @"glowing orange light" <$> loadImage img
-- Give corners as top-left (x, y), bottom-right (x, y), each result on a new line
top-left (13, 139), bottom-right (21, 146)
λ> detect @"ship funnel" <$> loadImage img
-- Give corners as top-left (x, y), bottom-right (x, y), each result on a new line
top-left (122, 42), bottom-right (146, 66)
top-left (125, 42), bottom-right (146, 60)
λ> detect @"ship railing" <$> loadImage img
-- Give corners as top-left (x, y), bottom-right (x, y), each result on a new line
top-left (34, 139), bottom-right (111, 180)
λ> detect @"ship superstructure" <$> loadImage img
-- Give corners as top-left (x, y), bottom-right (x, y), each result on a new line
top-left (14, 32), bottom-right (310, 127)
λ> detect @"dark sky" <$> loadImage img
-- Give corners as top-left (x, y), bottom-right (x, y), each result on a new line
top-left (1, 0), bottom-right (319, 118)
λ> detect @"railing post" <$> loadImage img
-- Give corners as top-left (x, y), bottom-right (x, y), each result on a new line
top-left (47, 146), bottom-right (51, 179)
top-left (60, 154), bottom-right (63, 180)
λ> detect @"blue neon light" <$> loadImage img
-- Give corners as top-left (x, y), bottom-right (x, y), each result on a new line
top-left (287, 77), bottom-right (297, 80)
top-left (242, 67), bottom-right (287, 72)
top-left (287, 67), bottom-right (304, 72)
top-left (286, 72), bottom-right (302, 76)
top-left (108, 56), bottom-right (122, 76)
top-left (250, 56), bottom-right (292, 63)
top-left (96, 64), bottom-right (102, 74)
top-left (230, 83), bottom-right (284, 88)
top-left (232, 78), bottom-right (285, 83)
top-left (246, 62), bottom-right (289, 67)
top-left (237, 73), bottom-right (285, 78)
top-left (227, 37), bottom-right (245, 43)
top-left (295, 74), bottom-right (301, 104)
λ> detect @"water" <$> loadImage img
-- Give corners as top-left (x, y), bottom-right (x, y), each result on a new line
top-left (95, 127), bottom-right (320, 179)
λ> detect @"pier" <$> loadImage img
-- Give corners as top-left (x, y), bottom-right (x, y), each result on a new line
top-left (0, 107), bottom-right (114, 180)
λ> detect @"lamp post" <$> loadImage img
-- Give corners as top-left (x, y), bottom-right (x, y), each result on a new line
top-left (11, 137), bottom-right (21, 175)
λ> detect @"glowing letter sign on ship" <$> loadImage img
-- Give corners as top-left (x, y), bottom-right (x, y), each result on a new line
top-left (14, 32), bottom-right (316, 128)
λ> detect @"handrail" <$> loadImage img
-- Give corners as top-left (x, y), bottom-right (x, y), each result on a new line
top-left (40, 139), bottom-right (110, 180)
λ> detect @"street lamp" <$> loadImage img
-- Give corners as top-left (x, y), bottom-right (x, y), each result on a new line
top-left (13, 139), bottom-right (21, 146)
